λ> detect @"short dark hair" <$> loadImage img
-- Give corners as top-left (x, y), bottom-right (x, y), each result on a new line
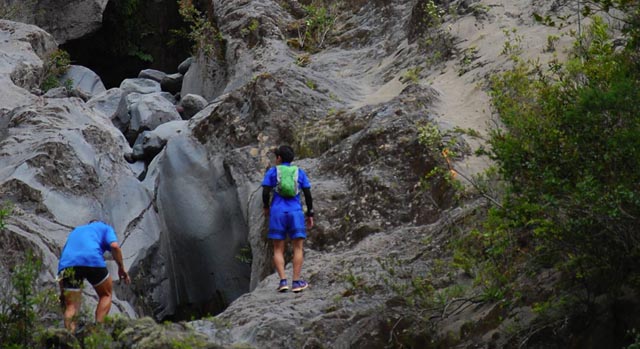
top-left (274, 145), bottom-right (295, 163)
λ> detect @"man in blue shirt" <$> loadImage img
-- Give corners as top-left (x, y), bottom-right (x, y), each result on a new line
top-left (57, 220), bottom-right (130, 331)
top-left (262, 145), bottom-right (314, 292)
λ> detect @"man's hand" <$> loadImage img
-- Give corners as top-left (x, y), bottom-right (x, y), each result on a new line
top-left (118, 268), bottom-right (131, 284)
top-left (263, 207), bottom-right (270, 217)
top-left (110, 242), bottom-right (131, 284)
top-left (306, 216), bottom-right (314, 228)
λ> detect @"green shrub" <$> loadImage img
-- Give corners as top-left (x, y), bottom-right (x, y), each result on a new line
top-left (483, 15), bottom-right (640, 306)
top-left (40, 49), bottom-right (71, 92)
top-left (0, 250), bottom-right (59, 348)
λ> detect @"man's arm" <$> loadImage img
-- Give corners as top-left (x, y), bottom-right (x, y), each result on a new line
top-left (110, 242), bottom-right (131, 284)
top-left (302, 187), bottom-right (314, 228)
top-left (262, 185), bottom-right (272, 216)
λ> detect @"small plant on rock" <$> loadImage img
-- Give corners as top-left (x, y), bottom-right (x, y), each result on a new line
top-left (288, 2), bottom-right (340, 52)
top-left (458, 46), bottom-right (479, 75)
top-left (402, 67), bottom-right (422, 84)
top-left (418, 0), bottom-right (454, 67)
top-left (545, 34), bottom-right (560, 52)
top-left (417, 123), bottom-right (464, 196)
top-left (40, 49), bottom-right (71, 92)
top-left (295, 53), bottom-right (311, 67)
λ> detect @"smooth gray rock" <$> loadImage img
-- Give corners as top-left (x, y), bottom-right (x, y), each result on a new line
top-left (125, 126), bottom-right (174, 166)
top-left (129, 93), bottom-right (181, 135)
top-left (181, 53), bottom-right (226, 102)
top-left (129, 131), bottom-right (154, 161)
top-left (87, 87), bottom-right (126, 121)
top-left (147, 120), bottom-right (189, 142)
top-left (2, 0), bottom-right (109, 44)
top-left (159, 91), bottom-right (178, 105)
top-left (177, 57), bottom-right (194, 74)
top-left (150, 135), bottom-right (251, 318)
top-left (160, 73), bottom-right (183, 94)
top-left (177, 93), bottom-right (208, 120)
top-left (42, 86), bottom-right (69, 99)
top-left (60, 64), bottom-right (106, 98)
top-left (120, 78), bottom-right (162, 94)
top-left (139, 69), bottom-right (167, 83)
top-left (115, 92), bottom-right (142, 133)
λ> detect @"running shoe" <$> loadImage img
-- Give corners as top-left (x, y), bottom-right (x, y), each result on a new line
top-left (277, 279), bottom-right (289, 292)
top-left (292, 280), bottom-right (308, 293)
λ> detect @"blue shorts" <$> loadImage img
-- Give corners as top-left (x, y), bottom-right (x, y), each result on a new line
top-left (268, 210), bottom-right (307, 240)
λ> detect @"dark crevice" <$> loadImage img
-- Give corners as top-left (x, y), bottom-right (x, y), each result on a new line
top-left (60, 0), bottom-right (192, 88)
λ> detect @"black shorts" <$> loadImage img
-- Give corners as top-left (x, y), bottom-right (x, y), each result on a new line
top-left (59, 267), bottom-right (110, 290)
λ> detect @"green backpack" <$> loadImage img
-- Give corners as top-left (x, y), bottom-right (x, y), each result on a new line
top-left (276, 165), bottom-right (299, 197)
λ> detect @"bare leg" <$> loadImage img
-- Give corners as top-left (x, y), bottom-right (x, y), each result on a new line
top-left (292, 238), bottom-right (304, 280)
top-left (93, 275), bottom-right (113, 323)
top-left (62, 290), bottom-right (82, 332)
top-left (273, 239), bottom-right (286, 279)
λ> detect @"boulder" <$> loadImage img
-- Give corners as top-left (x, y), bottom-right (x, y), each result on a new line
top-left (15, 0), bottom-right (109, 44)
top-left (59, 64), bottom-right (106, 99)
top-left (159, 91), bottom-right (178, 105)
top-left (120, 78), bottom-right (162, 94)
top-left (125, 126), bottom-right (175, 168)
top-left (87, 87), bottom-right (126, 121)
top-left (129, 93), bottom-right (182, 137)
top-left (42, 86), bottom-right (70, 99)
top-left (177, 93), bottom-right (208, 120)
top-left (177, 56), bottom-right (194, 74)
top-left (127, 131), bottom-right (154, 163)
top-left (160, 73), bottom-right (183, 94)
top-left (0, 20), bottom-right (57, 111)
top-left (114, 92), bottom-right (142, 133)
top-left (181, 53), bottom-right (227, 102)
top-left (143, 134), bottom-right (252, 319)
top-left (139, 69), bottom-right (167, 83)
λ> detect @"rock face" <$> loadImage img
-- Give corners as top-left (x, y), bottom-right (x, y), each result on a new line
top-left (193, 204), bottom-right (484, 348)
top-left (143, 133), bottom-right (251, 319)
top-left (0, 19), bottom-right (251, 322)
top-left (0, 20), bottom-right (57, 111)
top-left (1, 0), bottom-right (625, 347)
top-left (0, 97), bottom-right (159, 317)
top-left (0, 0), bottom-right (109, 44)
top-left (0, 0), bottom-right (460, 333)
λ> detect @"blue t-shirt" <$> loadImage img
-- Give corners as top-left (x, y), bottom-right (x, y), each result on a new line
top-left (262, 162), bottom-right (311, 214)
top-left (57, 221), bottom-right (118, 273)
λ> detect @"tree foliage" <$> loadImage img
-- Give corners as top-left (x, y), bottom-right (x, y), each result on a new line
top-left (0, 251), bottom-right (59, 348)
top-left (176, 0), bottom-right (225, 60)
top-left (484, 12), bottom-right (640, 306)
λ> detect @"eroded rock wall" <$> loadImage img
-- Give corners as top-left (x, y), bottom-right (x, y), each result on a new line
top-left (0, 0), bottom-right (108, 44)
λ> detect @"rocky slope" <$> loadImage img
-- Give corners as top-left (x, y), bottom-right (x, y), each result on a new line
top-left (0, 0), bottom-right (611, 347)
